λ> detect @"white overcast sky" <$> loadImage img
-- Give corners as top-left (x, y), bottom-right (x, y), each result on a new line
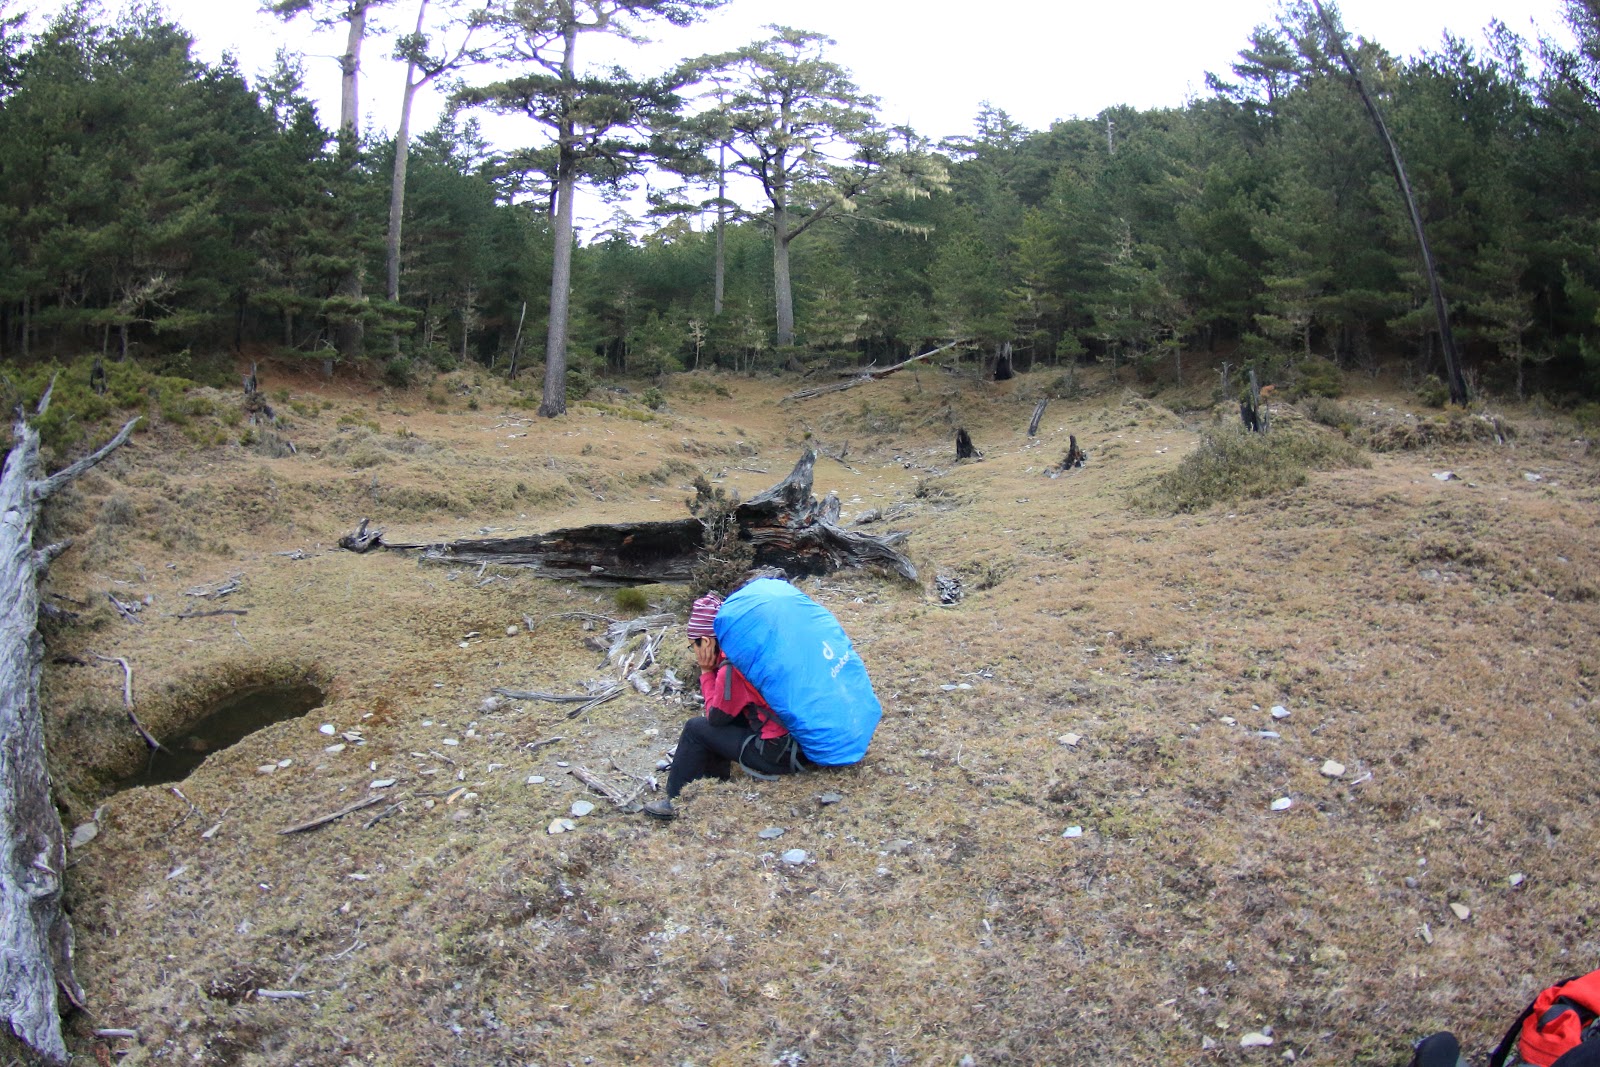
top-left (63, 0), bottom-right (1577, 226)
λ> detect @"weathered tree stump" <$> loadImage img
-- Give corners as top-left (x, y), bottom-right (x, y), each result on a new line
top-left (955, 428), bottom-right (982, 460)
top-left (1027, 399), bottom-right (1048, 437)
top-left (2, 385), bottom-right (138, 1064)
top-left (1063, 435), bottom-right (1086, 469)
top-left (338, 518), bottom-right (386, 553)
top-left (344, 449), bottom-right (918, 584)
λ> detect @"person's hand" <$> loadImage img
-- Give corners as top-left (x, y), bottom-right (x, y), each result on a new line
top-left (694, 636), bottom-right (719, 674)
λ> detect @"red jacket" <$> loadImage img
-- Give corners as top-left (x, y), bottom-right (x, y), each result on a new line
top-left (701, 659), bottom-right (787, 741)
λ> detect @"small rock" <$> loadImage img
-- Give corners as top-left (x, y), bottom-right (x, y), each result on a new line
top-left (555, 760), bottom-right (570, 768)
top-left (69, 823), bottom-right (99, 849)
top-left (1509, 873), bottom-right (1525, 888)
top-left (1404, 876), bottom-right (1420, 889)
top-left (884, 839), bottom-right (914, 854)
top-left (1058, 733), bottom-right (1082, 747)
top-left (1202, 1037), bottom-right (1218, 1051)
top-left (319, 723), bottom-right (337, 735)
top-left (1432, 471), bottom-right (1457, 481)
top-left (1525, 472), bottom-right (1543, 482)
top-left (1256, 730), bottom-right (1280, 739)
top-left (325, 743), bottom-right (346, 754)
top-left (1450, 902), bottom-right (1471, 921)
top-left (442, 738), bottom-right (459, 746)
top-left (526, 775), bottom-right (545, 785)
top-left (1062, 826), bottom-right (1084, 839)
top-left (817, 792), bottom-right (843, 805)
top-left (548, 818), bottom-right (575, 835)
top-left (277, 758), bottom-right (293, 768)
top-left (1219, 716), bottom-right (1237, 726)
top-left (257, 764), bottom-right (278, 775)
top-left (1270, 797), bottom-right (1293, 812)
top-left (1240, 1032), bottom-right (1274, 1048)
top-left (369, 779), bottom-right (397, 789)
top-left (1419, 922), bottom-right (1434, 944)
top-left (1320, 760), bottom-right (1346, 778)
top-left (1271, 705), bottom-right (1290, 720)
top-left (758, 827), bottom-right (786, 840)
top-left (655, 759), bottom-right (671, 770)
top-left (505, 625), bottom-right (519, 636)
top-left (480, 695), bottom-right (506, 713)
top-left (940, 684), bottom-right (958, 692)
top-left (570, 800), bottom-right (596, 818)
top-left (780, 849), bottom-right (808, 865)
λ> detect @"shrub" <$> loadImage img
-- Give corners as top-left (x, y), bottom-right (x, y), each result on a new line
top-left (1135, 422), bottom-right (1367, 514)
top-left (613, 587), bottom-right (650, 615)
top-left (1415, 374), bottom-right (1449, 408)
top-left (1288, 357), bottom-right (1344, 399)
top-left (384, 355), bottom-right (416, 388)
top-left (686, 475), bottom-right (753, 596)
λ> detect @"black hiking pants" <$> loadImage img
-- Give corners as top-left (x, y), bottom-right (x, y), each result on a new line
top-left (665, 716), bottom-right (805, 799)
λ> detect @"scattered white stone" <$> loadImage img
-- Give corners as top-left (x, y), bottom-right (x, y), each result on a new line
top-left (547, 818), bottom-right (575, 835)
top-left (505, 625), bottom-right (519, 637)
top-left (1270, 797), bottom-right (1293, 812)
top-left (1240, 1032), bottom-right (1274, 1048)
top-left (1525, 472), bottom-right (1543, 482)
top-left (526, 775), bottom-right (545, 785)
top-left (277, 758), bottom-right (293, 768)
top-left (1202, 1037), bottom-right (1218, 1051)
top-left (1450, 902), bottom-right (1471, 921)
top-left (1220, 716), bottom-right (1237, 726)
top-left (817, 792), bottom-right (843, 805)
top-left (570, 800), bottom-right (596, 818)
top-left (1257, 730), bottom-right (1280, 739)
top-left (1058, 733), bottom-right (1082, 747)
top-left (555, 761), bottom-right (570, 768)
top-left (1509, 873), bottom-right (1525, 888)
top-left (319, 723), bottom-right (337, 735)
top-left (422, 720), bottom-right (434, 727)
top-left (257, 764), bottom-right (278, 774)
top-left (1432, 471), bottom-right (1457, 481)
top-left (69, 823), bottom-right (99, 849)
top-left (370, 779), bottom-right (396, 789)
top-left (759, 827), bottom-right (786, 840)
top-left (1062, 826), bottom-right (1084, 839)
top-left (442, 738), bottom-right (459, 746)
top-left (781, 849), bottom-right (808, 865)
top-left (940, 684), bottom-right (958, 692)
top-left (957, 683), bottom-right (973, 690)
top-left (1419, 922), bottom-right (1434, 944)
top-left (325, 743), bottom-right (346, 754)
top-left (1271, 706), bottom-right (1290, 720)
top-left (1320, 760), bottom-right (1346, 778)
top-left (166, 865), bottom-right (188, 881)
top-left (655, 759), bottom-right (671, 770)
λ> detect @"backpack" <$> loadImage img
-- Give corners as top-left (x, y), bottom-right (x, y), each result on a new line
top-left (713, 578), bottom-right (882, 766)
top-left (1489, 971), bottom-right (1600, 1067)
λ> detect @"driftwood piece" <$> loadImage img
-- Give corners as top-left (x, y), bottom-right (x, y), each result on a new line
top-left (277, 794), bottom-right (387, 835)
top-left (1028, 399), bottom-right (1048, 437)
top-left (338, 518), bottom-right (386, 553)
top-left (88, 653), bottom-right (166, 752)
top-left (346, 449), bottom-right (917, 584)
top-left (785, 339), bottom-right (968, 401)
top-left (2, 386), bottom-right (136, 1064)
top-left (569, 765), bottom-right (643, 808)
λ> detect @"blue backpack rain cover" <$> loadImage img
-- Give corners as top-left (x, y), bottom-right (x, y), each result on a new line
top-left (713, 578), bottom-right (882, 766)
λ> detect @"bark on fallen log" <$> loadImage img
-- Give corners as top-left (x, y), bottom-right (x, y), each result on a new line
top-left (343, 449), bottom-right (917, 584)
top-left (784, 339), bottom-right (967, 401)
top-left (2, 386), bottom-right (137, 1065)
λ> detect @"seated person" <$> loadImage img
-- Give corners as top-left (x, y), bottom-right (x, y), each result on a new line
top-left (643, 592), bottom-right (806, 820)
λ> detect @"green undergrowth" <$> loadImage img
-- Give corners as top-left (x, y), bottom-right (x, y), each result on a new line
top-left (1135, 419), bottom-right (1368, 513)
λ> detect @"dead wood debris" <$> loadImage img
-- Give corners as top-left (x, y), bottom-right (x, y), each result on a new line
top-left (277, 794), bottom-right (387, 835)
top-left (88, 653), bottom-right (165, 752)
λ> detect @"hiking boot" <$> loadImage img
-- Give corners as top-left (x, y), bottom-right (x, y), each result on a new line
top-left (641, 797), bottom-right (676, 820)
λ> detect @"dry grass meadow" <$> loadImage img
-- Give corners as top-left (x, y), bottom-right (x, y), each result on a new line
top-left (13, 355), bottom-right (1600, 1066)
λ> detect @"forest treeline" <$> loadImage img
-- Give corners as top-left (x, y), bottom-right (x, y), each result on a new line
top-left (2, 0), bottom-right (1599, 407)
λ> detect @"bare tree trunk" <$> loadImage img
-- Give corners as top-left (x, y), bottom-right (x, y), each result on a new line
top-left (340, 2), bottom-right (368, 136)
top-left (1311, 0), bottom-right (1468, 405)
top-left (713, 142), bottom-right (726, 317)
top-left (539, 20), bottom-right (579, 418)
top-left (387, 14), bottom-right (424, 307)
top-left (772, 200), bottom-right (794, 348)
top-left (2, 388), bottom-right (138, 1065)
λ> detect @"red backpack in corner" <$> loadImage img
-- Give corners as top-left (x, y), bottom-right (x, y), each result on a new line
top-left (1490, 971), bottom-right (1600, 1067)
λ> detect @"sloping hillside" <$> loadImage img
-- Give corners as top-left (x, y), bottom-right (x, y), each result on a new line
top-left (22, 361), bottom-right (1600, 1066)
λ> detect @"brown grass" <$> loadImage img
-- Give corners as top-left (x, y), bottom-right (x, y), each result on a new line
top-left (19, 361), bottom-right (1600, 1066)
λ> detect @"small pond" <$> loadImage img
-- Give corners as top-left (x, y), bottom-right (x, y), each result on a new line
top-left (118, 683), bottom-right (327, 790)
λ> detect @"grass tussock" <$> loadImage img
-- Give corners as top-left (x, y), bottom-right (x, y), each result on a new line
top-left (1136, 417), bottom-right (1368, 513)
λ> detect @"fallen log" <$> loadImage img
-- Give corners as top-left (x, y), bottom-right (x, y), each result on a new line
top-left (3, 385), bottom-right (137, 1065)
top-left (344, 449), bottom-right (917, 584)
top-left (785, 339), bottom-right (967, 401)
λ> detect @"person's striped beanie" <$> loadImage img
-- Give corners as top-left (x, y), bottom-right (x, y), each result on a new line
top-left (686, 591), bottom-right (723, 639)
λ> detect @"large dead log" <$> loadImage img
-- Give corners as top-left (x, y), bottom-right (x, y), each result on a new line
top-left (784, 339), bottom-right (967, 401)
top-left (3, 386), bottom-right (138, 1065)
top-left (348, 448), bottom-right (917, 584)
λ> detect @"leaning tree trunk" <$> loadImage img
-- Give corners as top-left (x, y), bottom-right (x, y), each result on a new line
top-left (1, 389), bottom-right (138, 1064)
